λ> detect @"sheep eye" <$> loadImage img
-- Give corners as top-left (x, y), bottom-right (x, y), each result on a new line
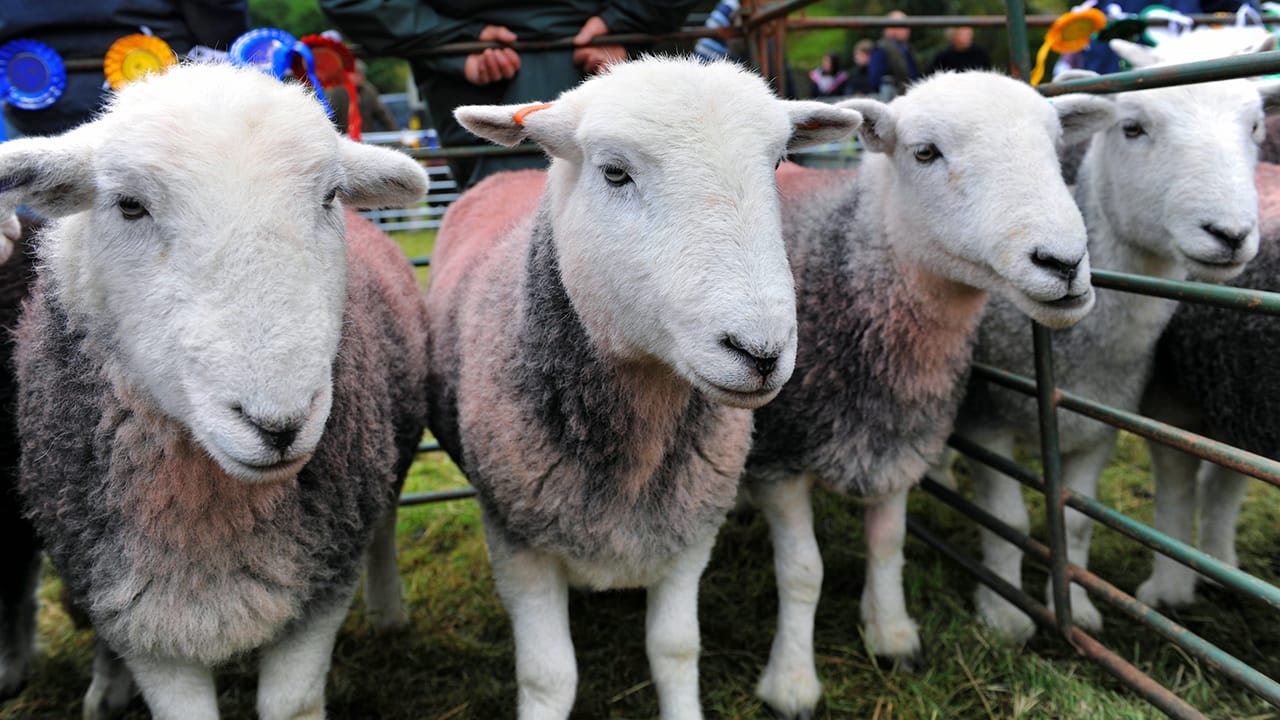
top-left (1122, 122), bottom-right (1146, 139)
top-left (118, 197), bottom-right (148, 220)
top-left (602, 165), bottom-right (631, 187)
top-left (322, 187), bottom-right (339, 208)
top-left (775, 156), bottom-right (784, 170)
top-left (912, 144), bottom-right (941, 163)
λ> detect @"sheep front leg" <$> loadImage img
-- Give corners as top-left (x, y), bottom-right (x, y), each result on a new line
top-left (1046, 437), bottom-right (1115, 632)
top-left (83, 641), bottom-right (136, 720)
top-left (861, 488), bottom-right (919, 661)
top-left (0, 529), bottom-right (40, 700)
top-left (363, 508), bottom-right (405, 629)
top-left (647, 532), bottom-right (715, 720)
top-left (487, 528), bottom-right (576, 720)
top-left (1136, 441), bottom-right (1201, 607)
top-left (125, 654), bottom-right (218, 720)
top-left (1197, 463), bottom-right (1249, 573)
top-left (750, 474), bottom-right (822, 720)
top-left (256, 588), bottom-right (355, 720)
top-left (969, 429), bottom-right (1036, 644)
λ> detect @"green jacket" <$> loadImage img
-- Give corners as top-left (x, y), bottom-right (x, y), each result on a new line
top-left (320, 0), bottom-right (699, 186)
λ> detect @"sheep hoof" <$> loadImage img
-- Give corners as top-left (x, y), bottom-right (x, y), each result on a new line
top-left (976, 588), bottom-right (1036, 645)
top-left (1135, 575), bottom-right (1197, 609)
top-left (874, 649), bottom-right (924, 674)
top-left (756, 662), bottom-right (820, 720)
top-left (766, 705), bottom-right (815, 720)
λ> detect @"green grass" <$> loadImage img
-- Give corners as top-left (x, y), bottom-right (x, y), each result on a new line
top-left (3, 229), bottom-right (1279, 719)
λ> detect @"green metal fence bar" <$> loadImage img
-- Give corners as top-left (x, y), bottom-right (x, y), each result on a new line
top-left (906, 518), bottom-right (1208, 720)
top-left (970, 362), bottom-right (1280, 486)
top-left (1091, 269), bottom-right (1280, 315)
top-left (399, 487), bottom-right (478, 506)
top-left (781, 13), bottom-right (1264, 32)
top-left (916, 476), bottom-right (1280, 709)
top-left (1033, 323), bottom-right (1074, 634)
top-left (1040, 51), bottom-right (1280, 96)
top-left (1004, 0), bottom-right (1033, 81)
top-left (947, 432), bottom-right (1280, 610)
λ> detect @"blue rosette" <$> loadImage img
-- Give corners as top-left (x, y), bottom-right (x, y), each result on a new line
top-left (0, 39), bottom-right (67, 111)
top-left (229, 28), bottom-right (297, 76)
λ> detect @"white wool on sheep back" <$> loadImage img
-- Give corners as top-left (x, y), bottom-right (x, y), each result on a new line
top-left (956, 48), bottom-right (1280, 644)
top-left (0, 63), bottom-right (429, 720)
top-left (742, 71), bottom-right (1113, 719)
top-left (425, 56), bottom-right (861, 720)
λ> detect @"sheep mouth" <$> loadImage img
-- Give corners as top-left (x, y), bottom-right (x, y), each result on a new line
top-left (696, 377), bottom-right (781, 409)
top-left (222, 453), bottom-right (311, 483)
top-left (1043, 291), bottom-right (1092, 310)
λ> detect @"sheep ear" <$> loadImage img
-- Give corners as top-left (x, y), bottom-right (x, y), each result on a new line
top-left (1259, 80), bottom-right (1280, 116)
top-left (1242, 33), bottom-right (1278, 55)
top-left (1110, 39), bottom-right (1159, 68)
top-left (1052, 69), bottom-right (1099, 84)
top-left (455, 102), bottom-right (579, 160)
top-left (837, 98), bottom-right (896, 154)
top-left (337, 137), bottom-right (429, 209)
top-left (0, 135), bottom-right (97, 218)
top-left (782, 101), bottom-right (862, 150)
top-left (1052, 94), bottom-right (1117, 146)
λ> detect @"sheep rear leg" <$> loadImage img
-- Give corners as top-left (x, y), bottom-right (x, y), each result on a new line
top-left (256, 588), bottom-right (355, 720)
top-left (1136, 441), bottom-right (1200, 607)
top-left (363, 508), bottom-right (405, 629)
top-left (1045, 437), bottom-right (1115, 632)
top-left (126, 654), bottom-right (218, 720)
top-left (861, 488), bottom-right (919, 662)
top-left (969, 429), bottom-right (1036, 644)
top-left (750, 474), bottom-right (822, 719)
top-left (82, 641), bottom-right (136, 720)
top-left (1197, 462), bottom-right (1249, 574)
top-left (0, 520), bottom-right (39, 701)
top-left (486, 527), bottom-right (576, 720)
top-left (646, 532), bottom-right (714, 720)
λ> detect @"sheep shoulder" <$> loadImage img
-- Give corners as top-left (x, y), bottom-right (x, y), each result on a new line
top-left (748, 164), bottom-right (986, 498)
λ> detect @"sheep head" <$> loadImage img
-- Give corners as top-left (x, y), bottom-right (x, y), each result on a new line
top-left (1083, 39), bottom-right (1280, 282)
top-left (841, 71), bottom-right (1114, 329)
top-left (0, 63), bottom-right (428, 483)
top-left (456, 57), bottom-right (862, 408)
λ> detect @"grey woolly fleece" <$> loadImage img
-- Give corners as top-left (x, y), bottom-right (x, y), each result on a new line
top-left (425, 170), bottom-right (750, 584)
top-left (15, 211), bottom-right (428, 665)
top-left (746, 164), bottom-right (987, 498)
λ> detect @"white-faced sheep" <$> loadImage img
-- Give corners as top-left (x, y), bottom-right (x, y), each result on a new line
top-left (0, 214), bottom-right (38, 702)
top-left (955, 43), bottom-right (1280, 643)
top-left (0, 63), bottom-right (429, 720)
top-left (1135, 163), bottom-right (1280, 607)
top-left (424, 57), bottom-right (861, 720)
top-left (743, 71), bottom-right (1113, 719)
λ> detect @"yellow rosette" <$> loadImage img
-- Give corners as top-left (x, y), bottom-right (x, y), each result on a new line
top-left (1031, 8), bottom-right (1108, 85)
top-left (104, 34), bottom-right (177, 90)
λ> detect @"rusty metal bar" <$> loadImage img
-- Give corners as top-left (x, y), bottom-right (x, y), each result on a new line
top-left (782, 13), bottom-right (1258, 31)
top-left (745, 0), bottom-right (823, 29)
top-left (906, 518), bottom-right (1209, 720)
top-left (919, 476), bottom-right (1280, 708)
top-left (1091, 269), bottom-right (1280, 316)
top-left (1040, 51), bottom-right (1280, 96)
top-left (401, 28), bottom-right (731, 59)
top-left (1005, 0), bottom-right (1033, 82)
top-left (947, 432), bottom-right (1280, 610)
top-left (418, 441), bottom-right (440, 453)
top-left (1033, 322), bottom-right (1074, 634)
top-left (409, 257), bottom-right (431, 268)
top-left (970, 362), bottom-right (1280, 487)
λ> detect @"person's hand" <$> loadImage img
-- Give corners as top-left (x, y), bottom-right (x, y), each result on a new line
top-left (464, 25), bottom-right (520, 86)
top-left (573, 16), bottom-right (625, 74)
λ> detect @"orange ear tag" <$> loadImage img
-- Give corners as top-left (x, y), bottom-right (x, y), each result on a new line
top-left (513, 102), bottom-right (554, 126)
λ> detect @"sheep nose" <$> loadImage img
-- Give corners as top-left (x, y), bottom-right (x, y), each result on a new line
top-left (1031, 249), bottom-right (1082, 282)
top-left (1201, 223), bottom-right (1251, 251)
top-left (241, 412), bottom-right (302, 452)
top-left (722, 335), bottom-right (780, 378)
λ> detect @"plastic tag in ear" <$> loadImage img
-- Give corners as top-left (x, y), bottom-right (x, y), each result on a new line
top-left (513, 102), bottom-right (554, 126)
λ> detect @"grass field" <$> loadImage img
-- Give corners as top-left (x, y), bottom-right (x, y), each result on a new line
top-left (3, 229), bottom-right (1278, 719)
